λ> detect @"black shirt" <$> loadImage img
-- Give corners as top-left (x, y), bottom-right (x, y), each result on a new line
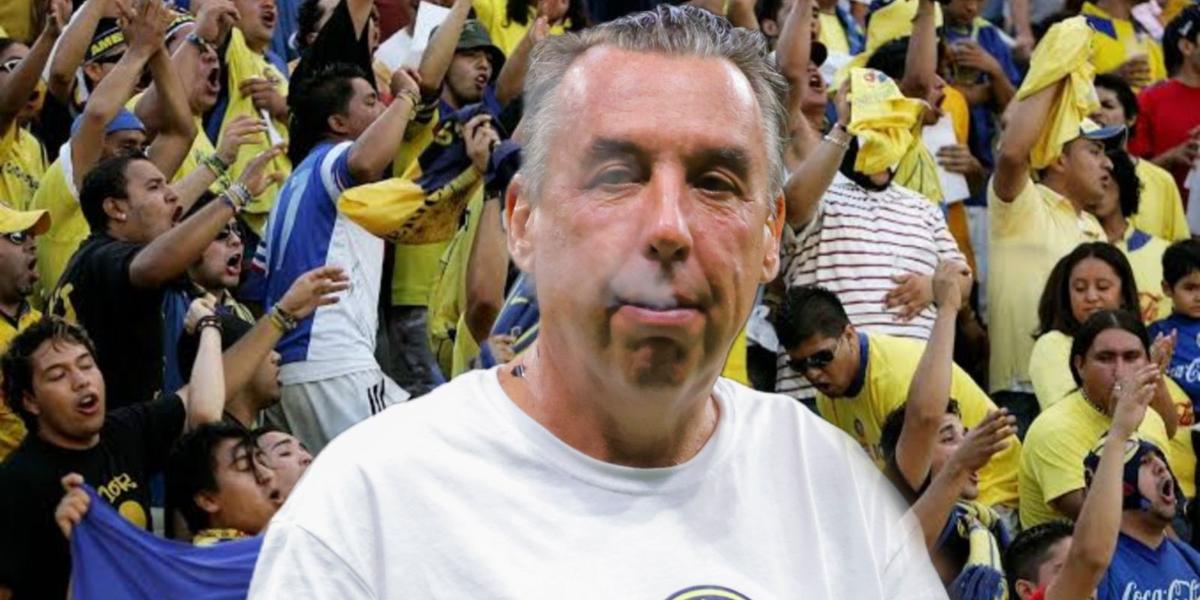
top-left (50, 233), bottom-right (165, 409)
top-left (0, 394), bottom-right (185, 599)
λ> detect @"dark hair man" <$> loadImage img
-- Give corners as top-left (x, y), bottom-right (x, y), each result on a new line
top-left (250, 7), bottom-right (942, 597)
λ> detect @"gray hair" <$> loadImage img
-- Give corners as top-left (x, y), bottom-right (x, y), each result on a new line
top-left (519, 4), bottom-right (790, 202)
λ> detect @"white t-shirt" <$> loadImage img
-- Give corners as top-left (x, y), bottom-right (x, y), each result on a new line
top-left (249, 369), bottom-right (944, 598)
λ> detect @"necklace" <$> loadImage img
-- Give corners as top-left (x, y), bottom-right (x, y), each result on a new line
top-left (1080, 387), bottom-right (1109, 417)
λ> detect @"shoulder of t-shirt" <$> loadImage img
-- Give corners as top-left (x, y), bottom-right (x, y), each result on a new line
top-left (103, 392), bottom-right (185, 436)
top-left (714, 378), bottom-right (866, 456)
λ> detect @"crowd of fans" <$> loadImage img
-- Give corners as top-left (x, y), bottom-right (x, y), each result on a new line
top-left (0, 0), bottom-right (1198, 596)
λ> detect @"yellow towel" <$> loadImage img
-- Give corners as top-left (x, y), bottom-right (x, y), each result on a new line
top-left (847, 68), bottom-right (928, 174)
top-left (1014, 16), bottom-right (1099, 168)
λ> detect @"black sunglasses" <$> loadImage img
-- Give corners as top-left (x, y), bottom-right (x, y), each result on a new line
top-left (2, 230), bottom-right (30, 245)
top-left (0, 58), bottom-right (20, 73)
top-left (788, 336), bottom-right (845, 373)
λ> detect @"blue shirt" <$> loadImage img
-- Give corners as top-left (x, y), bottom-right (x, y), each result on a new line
top-left (1097, 533), bottom-right (1200, 600)
top-left (1149, 313), bottom-right (1200, 407)
top-left (479, 273), bottom-right (540, 368)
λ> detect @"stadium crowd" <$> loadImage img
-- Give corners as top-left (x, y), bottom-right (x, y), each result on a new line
top-left (1, 0), bottom-right (1200, 596)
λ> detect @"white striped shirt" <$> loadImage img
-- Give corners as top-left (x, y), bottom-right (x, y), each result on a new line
top-left (776, 174), bottom-right (966, 399)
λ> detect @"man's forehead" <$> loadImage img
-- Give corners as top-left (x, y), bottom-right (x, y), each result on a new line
top-left (33, 339), bottom-right (90, 367)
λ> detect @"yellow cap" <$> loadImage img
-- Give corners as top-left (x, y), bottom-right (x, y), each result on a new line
top-left (0, 204), bottom-right (50, 236)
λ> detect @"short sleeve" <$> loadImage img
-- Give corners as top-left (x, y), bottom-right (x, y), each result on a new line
top-left (1026, 424), bottom-right (1088, 505)
top-left (104, 394), bottom-right (187, 473)
top-left (319, 141), bottom-right (356, 200)
top-left (1029, 333), bottom-right (1077, 410)
top-left (928, 202), bottom-right (967, 266)
top-left (82, 239), bottom-right (146, 302)
top-left (247, 521), bottom-right (375, 598)
top-left (988, 174), bottom-right (1041, 239)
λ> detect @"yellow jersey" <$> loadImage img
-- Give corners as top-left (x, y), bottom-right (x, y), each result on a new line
top-left (1019, 390), bottom-right (1170, 528)
top-left (0, 122), bottom-right (47, 210)
top-left (1080, 2), bottom-right (1168, 89)
top-left (1118, 227), bottom-right (1172, 321)
top-left (1129, 158), bottom-right (1189, 242)
top-left (1029, 330), bottom-right (1076, 410)
top-left (987, 176), bottom-right (1103, 392)
top-left (29, 152), bottom-right (88, 307)
top-left (816, 332), bottom-right (1022, 508)
top-left (0, 303), bottom-right (39, 460)
top-left (1165, 377), bottom-right (1196, 498)
top-left (819, 12), bottom-right (852, 55)
top-left (471, 0), bottom-right (568, 56)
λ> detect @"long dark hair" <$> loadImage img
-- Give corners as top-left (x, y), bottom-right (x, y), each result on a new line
top-left (1068, 309), bottom-right (1149, 385)
top-left (1109, 147), bottom-right (1141, 219)
top-left (505, 0), bottom-right (589, 30)
top-left (1035, 242), bottom-right (1139, 338)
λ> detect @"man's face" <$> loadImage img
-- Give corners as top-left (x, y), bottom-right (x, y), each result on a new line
top-left (116, 159), bottom-right (182, 243)
top-left (801, 62), bottom-right (828, 116)
top-left (192, 45), bottom-right (222, 113)
top-left (0, 43), bottom-right (44, 123)
top-left (25, 339), bottom-right (106, 446)
top-left (943, 0), bottom-right (980, 28)
top-left (1059, 138), bottom-right (1114, 205)
top-left (189, 219), bottom-right (243, 292)
top-left (257, 430), bottom-right (312, 500)
top-left (338, 78), bottom-right (385, 139)
top-left (445, 48), bottom-right (492, 106)
top-left (0, 229), bottom-right (38, 304)
top-left (249, 350), bottom-right (282, 405)
top-left (82, 47), bottom-right (126, 88)
top-left (510, 47), bottom-right (783, 392)
top-left (1137, 451), bottom-right (1179, 523)
top-left (785, 328), bottom-right (857, 397)
top-left (101, 129), bottom-right (148, 161)
top-left (1014, 537), bottom-right (1072, 600)
top-left (234, 0), bottom-right (278, 47)
top-left (1166, 271), bottom-right (1200, 319)
top-left (1093, 87), bottom-right (1129, 129)
top-left (201, 439), bottom-right (281, 534)
top-left (1075, 328), bottom-right (1148, 408)
top-left (928, 413), bottom-right (978, 498)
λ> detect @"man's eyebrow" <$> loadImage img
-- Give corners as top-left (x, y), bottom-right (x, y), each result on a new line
top-left (583, 138), bottom-right (648, 164)
top-left (270, 439), bottom-right (293, 451)
top-left (688, 146), bottom-right (753, 182)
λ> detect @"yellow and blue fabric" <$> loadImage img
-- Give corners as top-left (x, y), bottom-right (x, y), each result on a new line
top-left (847, 68), bottom-right (927, 175)
top-left (1083, 436), bottom-right (1182, 513)
top-left (816, 332), bottom-right (1023, 508)
top-left (0, 123), bottom-right (47, 210)
top-left (939, 500), bottom-right (1010, 600)
top-left (1080, 2), bottom-right (1168, 89)
top-left (425, 190), bottom-right (486, 378)
top-left (204, 28), bottom-right (291, 234)
top-left (1118, 227), bottom-right (1172, 321)
top-left (820, 6), bottom-right (866, 55)
top-left (1130, 158), bottom-right (1189, 242)
top-left (479, 272), bottom-right (539, 369)
top-left (68, 484), bottom-right (262, 599)
top-left (1014, 16), bottom-right (1100, 169)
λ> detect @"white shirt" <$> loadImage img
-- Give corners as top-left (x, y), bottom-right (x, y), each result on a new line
top-left (249, 369), bottom-right (945, 599)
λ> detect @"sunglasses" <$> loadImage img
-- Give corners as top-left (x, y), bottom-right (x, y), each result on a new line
top-left (0, 58), bottom-right (20, 73)
top-left (2, 230), bottom-right (31, 245)
top-left (788, 336), bottom-right (845, 373)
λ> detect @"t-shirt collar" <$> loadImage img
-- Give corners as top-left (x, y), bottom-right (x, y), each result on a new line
top-left (845, 332), bottom-right (870, 398)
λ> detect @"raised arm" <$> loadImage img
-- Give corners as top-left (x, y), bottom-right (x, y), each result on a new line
top-left (416, 0), bottom-right (472, 98)
top-left (346, 68), bottom-right (420, 183)
top-left (1150, 330), bottom-right (1180, 439)
top-left (1044, 365), bottom-right (1157, 600)
top-left (142, 3), bottom-right (200, 184)
top-left (70, 0), bottom-right (163, 190)
top-left (992, 80), bottom-right (1062, 203)
top-left (177, 296), bottom-right (225, 430)
top-left (775, 0), bottom-right (820, 165)
top-left (128, 147), bottom-right (282, 288)
top-left (495, 16), bottom-right (548, 107)
top-left (783, 83), bottom-right (849, 229)
top-left (898, 0), bottom-right (939, 102)
top-left (463, 122), bottom-right (508, 343)
top-left (893, 261), bottom-right (969, 489)
top-left (47, 0), bottom-right (110, 102)
top-left (0, 0), bottom-right (70, 135)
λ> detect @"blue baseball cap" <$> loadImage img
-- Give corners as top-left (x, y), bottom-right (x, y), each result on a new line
top-left (70, 109), bottom-right (146, 138)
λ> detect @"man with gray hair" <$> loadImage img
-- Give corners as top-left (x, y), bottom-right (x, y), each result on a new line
top-left (248, 6), bottom-right (944, 597)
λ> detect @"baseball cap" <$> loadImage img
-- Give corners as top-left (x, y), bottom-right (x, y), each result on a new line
top-left (70, 108), bottom-right (147, 138)
top-left (86, 20), bottom-right (126, 64)
top-left (811, 41), bottom-right (828, 68)
top-left (1077, 117), bottom-right (1126, 148)
top-left (0, 203), bottom-right (50, 236)
top-left (455, 20), bottom-right (506, 75)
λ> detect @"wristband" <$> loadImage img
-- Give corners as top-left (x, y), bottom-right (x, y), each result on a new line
top-left (268, 304), bottom-right (298, 332)
top-left (823, 125), bottom-right (852, 149)
top-left (396, 89), bottom-right (420, 111)
top-left (196, 314), bottom-right (223, 334)
top-left (221, 182), bottom-right (252, 213)
top-left (202, 153), bottom-right (230, 179)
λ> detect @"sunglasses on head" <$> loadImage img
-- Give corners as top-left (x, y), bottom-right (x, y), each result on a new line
top-left (2, 230), bottom-right (31, 245)
top-left (788, 336), bottom-right (845, 373)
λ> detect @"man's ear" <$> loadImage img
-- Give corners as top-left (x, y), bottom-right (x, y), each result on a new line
top-left (760, 193), bottom-right (785, 282)
top-left (22, 392), bottom-right (41, 419)
top-left (506, 174), bottom-right (535, 273)
top-left (327, 113), bottom-right (350, 137)
top-left (194, 491), bottom-right (221, 516)
top-left (102, 197), bottom-right (127, 222)
top-left (1013, 579), bottom-right (1037, 600)
top-left (761, 18), bottom-right (780, 38)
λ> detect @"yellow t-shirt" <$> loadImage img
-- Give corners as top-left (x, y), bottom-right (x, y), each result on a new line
top-left (987, 176), bottom-right (1104, 392)
top-left (1019, 390), bottom-right (1170, 528)
top-left (1129, 159), bottom-right (1189, 242)
top-left (0, 122), bottom-right (47, 210)
top-left (1165, 377), bottom-right (1196, 498)
top-left (1080, 2), bottom-right (1168, 89)
top-left (1118, 226), bottom-right (1172, 321)
top-left (0, 304), bottom-right (39, 460)
top-left (1029, 331), bottom-right (1077, 410)
top-left (219, 28), bottom-right (292, 233)
top-left (128, 93), bottom-right (217, 185)
top-left (29, 153), bottom-right (87, 307)
top-left (471, 0), bottom-right (568, 56)
top-left (815, 333), bottom-right (1022, 508)
top-left (819, 12), bottom-right (852, 55)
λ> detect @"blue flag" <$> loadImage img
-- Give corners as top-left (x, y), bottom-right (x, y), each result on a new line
top-left (70, 485), bottom-right (263, 599)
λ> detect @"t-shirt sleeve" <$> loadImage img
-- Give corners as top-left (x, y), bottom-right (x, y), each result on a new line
top-left (86, 238), bottom-right (145, 299)
top-left (1027, 424), bottom-right (1088, 506)
top-left (247, 521), bottom-right (375, 598)
top-left (929, 202), bottom-right (967, 266)
top-left (988, 174), bottom-right (1040, 238)
top-left (319, 141), bottom-right (357, 201)
top-left (105, 394), bottom-right (187, 472)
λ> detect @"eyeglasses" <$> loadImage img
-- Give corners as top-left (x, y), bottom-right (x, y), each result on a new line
top-left (0, 58), bottom-right (21, 74)
top-left (788, 336), bottom-right (845, 373)
top-left (1, 230), bottom-right (30, 245)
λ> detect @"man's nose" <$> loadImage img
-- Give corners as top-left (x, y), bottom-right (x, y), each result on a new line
top-left (643, 169), bottom-right (692, 265)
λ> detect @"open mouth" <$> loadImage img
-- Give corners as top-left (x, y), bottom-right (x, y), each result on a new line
top-left (809, 72), bottom-right (825, 90)
top-left (474, 73), bottom-right (489, 88)
top-left (76, 393), bottom-right (101, 415)
top-left (261, 8), bottom-right (277, 29)
top-left (172, 205), bottom-right (184, 224)
top-left (226, 252), bottom-right (243, 276)
top-left (1161, 478), bottom-right (1175, 503)
top-left (268, 487), bottom-right (283, 504)
top-left (205, 66), bottom-right (221, 94)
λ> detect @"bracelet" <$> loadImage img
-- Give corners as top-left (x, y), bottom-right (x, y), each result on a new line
top-left (823, 124), bottom-right (852, 149)
top-left (202, 153), bottom-right (230, 179)
top-left (196, 314), bottom-right (223, 334)
top-left (396, 89), bottom-right (420, 111)
top-left (221, 182), bottom-right (252, 213)
top-left (268, 304), bottom-right (298, 332)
